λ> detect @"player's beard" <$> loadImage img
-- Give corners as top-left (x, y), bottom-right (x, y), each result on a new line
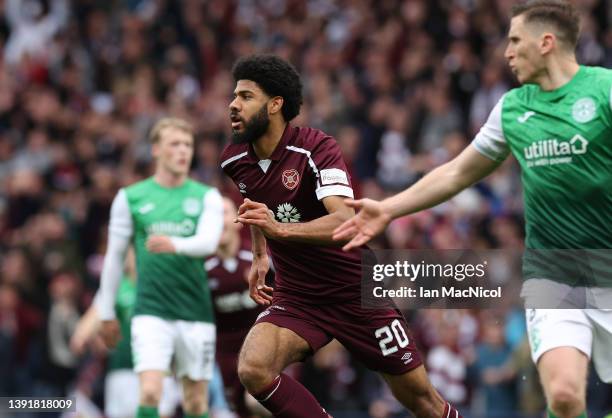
top-left (231, 104), bottom-right (270, 144)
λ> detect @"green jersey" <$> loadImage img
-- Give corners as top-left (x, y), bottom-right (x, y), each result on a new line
top-left (99, 177), bottom-right (224, 322)
top-left (473, 66), bottom-right (612, 284)
top-left (108, 276), bottom-right (136, 371)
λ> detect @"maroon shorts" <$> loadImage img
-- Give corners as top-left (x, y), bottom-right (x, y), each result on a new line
top-left (254, 297), bottom-right (422, 375)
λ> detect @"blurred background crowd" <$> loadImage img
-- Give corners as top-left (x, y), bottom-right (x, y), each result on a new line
top-left (0, 0), bottom-right (611, 417)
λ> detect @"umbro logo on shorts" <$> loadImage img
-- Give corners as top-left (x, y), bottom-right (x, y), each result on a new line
top-left (401, 352), bottom-right (413, 364)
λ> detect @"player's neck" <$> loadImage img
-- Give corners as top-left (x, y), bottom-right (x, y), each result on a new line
top-left (154, 170), bottom-right (187, 188)
top-left (252, 121), bottom-right (287, 160)
top-left (217, 234), bottom-right (240, 259)
top-left (537, 55), bottom-right (579, 91)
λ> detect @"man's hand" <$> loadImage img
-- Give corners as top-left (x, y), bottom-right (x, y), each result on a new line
top-left (247, 255), bottom-right (273, 306)
top-left (236, 199), bottom-right (284, 239)
top-left (146, 235), bottom-right (176, 253)
top-left (332, 198), bottom-right (392, 251)
top-left (99, 319), bottom-right (121, 349)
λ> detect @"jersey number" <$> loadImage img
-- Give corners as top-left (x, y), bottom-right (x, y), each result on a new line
top-left (374, 319), bottom-right (409, 356)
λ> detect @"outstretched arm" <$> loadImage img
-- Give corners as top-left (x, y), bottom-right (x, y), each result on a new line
top-left (333, 146), bottom-right (502, 250)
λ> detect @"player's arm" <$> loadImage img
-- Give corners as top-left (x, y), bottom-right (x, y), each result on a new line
top-left (147, 188), bottom-right (224, 257)
top-left (334, 96), bottom-right (510, 250)
top-left (236, 196), bottom-right (355, 246)
top-left (333, 146), bottom-right (501, 250)
top-left (381, 146), bottom-right (500, 218)
top-left (246, 225), bottom-right (273, 305)
top-left (97, 190), bottom-right (132, 347)
top-left (70, 297), bottom-right (101, 355)
top-left (98, 190), bottom-right (132, 320)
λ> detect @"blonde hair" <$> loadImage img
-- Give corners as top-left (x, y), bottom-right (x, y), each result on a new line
top-left (148, 117), bottom-right (193, 144)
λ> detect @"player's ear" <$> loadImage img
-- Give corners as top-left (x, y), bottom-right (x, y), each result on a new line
top-left (540, 32), bottom-right (555, 55)
top-left (268, 96), bottom-right (284, 116)
top-left (151, 142), bottom-right (160, 158)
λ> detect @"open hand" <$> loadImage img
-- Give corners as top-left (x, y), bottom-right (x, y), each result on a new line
top-left (332, 198), bottom-right (391, 251)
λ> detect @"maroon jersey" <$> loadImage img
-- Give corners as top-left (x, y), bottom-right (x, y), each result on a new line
top-left (205, 249), bottom-right (262, 352)
top-left (221, 124), bottom-right (363, 304)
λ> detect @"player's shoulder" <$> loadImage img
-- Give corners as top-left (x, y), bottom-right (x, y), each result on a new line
top-left (581, 65), bottom-right (612, 81)
top-left (220, 142), bottom-right (249, 170)
top-left (580, 66), bottom-right (612, 94)
top-left (185, 178), bottom-right (215, 194)
top-left (289, 125), bottom-right (335, 151)
top-left (504, 83), bottom-right (537, 104)
top-left (124, 177), bottom-right (155, 198)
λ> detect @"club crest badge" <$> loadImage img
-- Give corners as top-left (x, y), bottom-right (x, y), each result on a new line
top-left (282, 169), bottom-right (300, 190)
top-left (572, 97), bottom-right (596, 123)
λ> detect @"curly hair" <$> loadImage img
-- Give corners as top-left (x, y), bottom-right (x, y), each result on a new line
top-left (232, 54), bottom-right (303, 122)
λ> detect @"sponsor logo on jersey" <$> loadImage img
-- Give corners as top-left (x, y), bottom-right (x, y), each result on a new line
top-left (276, 203), bottom-right (301, 223)
top-left (138, 202), bottom-right (155, 214)
top-left (146, 219), bottom-right (196, 236)
top-left (517, 111), bottom-right (536, 123)
top-left (523, 134), bottom-right (588, 167)
top-left (282, 169), bottom-right (300, 190)
top-left (183, 197), bottom-right (201, 216)
top-left (320, 168), bottom-right (349, 185)
top-left (572, 97), bottom-right (596, 123)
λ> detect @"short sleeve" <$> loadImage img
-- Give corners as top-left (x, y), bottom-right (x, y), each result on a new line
top-left (471, 95), bottom-right (510, 162)
top-left (310, 137), bottom-right (354, 201)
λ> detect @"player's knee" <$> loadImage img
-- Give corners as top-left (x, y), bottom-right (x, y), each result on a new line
top-left (548, 380), bottom-right (584, 417)
top-left (182, 394), bottom-right (206, 416)
top-left (139, 386), bottom-right (162, 407)
top-left (237, 359), bottom-right (275, 394)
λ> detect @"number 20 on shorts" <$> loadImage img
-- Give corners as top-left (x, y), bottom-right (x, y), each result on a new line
top-left (375, 319), bottom-right (410, 356)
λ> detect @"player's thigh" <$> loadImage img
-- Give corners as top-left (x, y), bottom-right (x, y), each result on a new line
top-left (324, 305), bottom-right (422, 375)
top-left (525, 309), bottom-right (592, 366)
top-left (239, 321), bottom-right (311, 373)
top-left (174, 320), bottom-right (216, 381)
top-left (586, 309), bottom-right (612, 383)
top-left (104, 370), bottom-right (139, 418)
top-left (131, 315), bottom-right (175, 374)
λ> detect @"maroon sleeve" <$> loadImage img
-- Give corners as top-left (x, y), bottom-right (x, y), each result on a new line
top-left (311, 136), bottom-right (354, 201)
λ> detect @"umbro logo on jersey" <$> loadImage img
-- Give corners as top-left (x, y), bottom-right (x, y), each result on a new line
top-left (138, 203), bottom-right (155, 214)
top-left (401, 352), bottom-right (413, 364)
top-left (517, 111), bottom-right (536, 123)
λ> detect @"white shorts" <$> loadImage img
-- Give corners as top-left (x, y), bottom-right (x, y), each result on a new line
top-left (104, 370), bottom-right (181, 418)
top-left (131, 315), bottom-right (216, 380)
top-left (526, 308), bottom-right (612, 383)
